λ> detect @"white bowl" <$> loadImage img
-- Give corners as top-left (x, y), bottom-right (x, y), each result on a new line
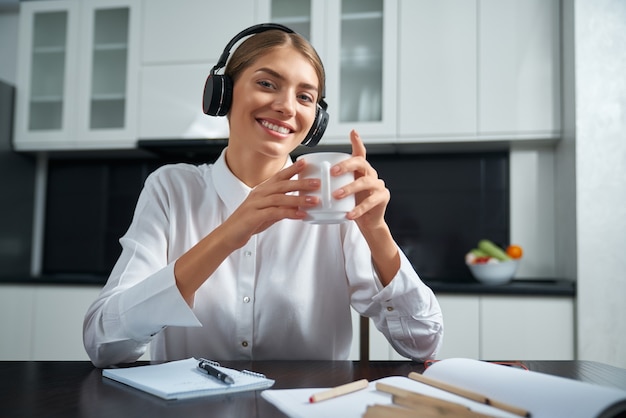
top-left (467, 260), bottom-right (519, 285)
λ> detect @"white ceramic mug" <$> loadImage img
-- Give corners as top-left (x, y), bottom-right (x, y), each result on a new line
top-left (296, 152), bottom-right (355, 224)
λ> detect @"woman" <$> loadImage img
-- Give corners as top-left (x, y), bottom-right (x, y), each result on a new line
top-left (83, 26), bottom-right (443, 368)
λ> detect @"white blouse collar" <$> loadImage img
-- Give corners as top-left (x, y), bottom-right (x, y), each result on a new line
top-left (210, 148), bottom-right (293, 213)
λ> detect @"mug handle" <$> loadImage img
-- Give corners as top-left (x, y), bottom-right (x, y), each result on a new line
top-left (321, 161), bottom-right (332, 209)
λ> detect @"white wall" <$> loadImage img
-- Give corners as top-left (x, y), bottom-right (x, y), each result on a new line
top-left (574, 0), bottom-right (626, 368)
top-left (510, 146), bottom-right (557, 278)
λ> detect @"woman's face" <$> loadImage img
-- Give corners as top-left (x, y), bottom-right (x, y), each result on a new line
top-left (228, 45), bottom-right (320, 159)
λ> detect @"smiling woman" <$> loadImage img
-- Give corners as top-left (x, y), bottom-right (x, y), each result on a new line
top-left (83, 23), bottom-right (443, 368)
top-left (226, 45), bottom-right (321, 176)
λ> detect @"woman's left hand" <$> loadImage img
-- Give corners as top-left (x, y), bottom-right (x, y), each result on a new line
top-left (331, 129), bottom-right (390, 231)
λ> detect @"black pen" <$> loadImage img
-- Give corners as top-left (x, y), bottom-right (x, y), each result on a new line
top-left (197, 359), bottom-right (234, 385)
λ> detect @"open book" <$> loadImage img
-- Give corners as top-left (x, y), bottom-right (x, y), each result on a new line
top-left (102, 357), bottom-right (274, 400)
top-left (262, 358), bottom-right (626, 418)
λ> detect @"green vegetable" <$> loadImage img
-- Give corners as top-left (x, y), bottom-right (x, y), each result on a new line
top-left (470, 248), bottom-right (489, 257)
top-left (478, 239), bottom-right (511, 261)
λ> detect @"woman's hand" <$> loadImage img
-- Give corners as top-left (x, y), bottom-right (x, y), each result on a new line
top-left (330, 129), bottom-right (400, 285)
top-left (331, 130), bottom-right (390, 231)
top-left (175, 159), bottom-right (320, 302)
top-left (222, 159), bottom-right (321, 250)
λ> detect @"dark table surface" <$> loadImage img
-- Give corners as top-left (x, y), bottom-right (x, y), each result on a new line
top-left (2, 360), bottom-right (625, 418)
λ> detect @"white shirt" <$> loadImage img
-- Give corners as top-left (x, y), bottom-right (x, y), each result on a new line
top-left (83, 150), bottom-right (443, 368)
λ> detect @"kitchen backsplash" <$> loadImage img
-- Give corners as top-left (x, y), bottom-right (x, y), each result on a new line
top-left (42, 150), bottom-right (509, 282)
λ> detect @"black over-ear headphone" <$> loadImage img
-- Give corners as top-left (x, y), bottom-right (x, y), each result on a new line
top-left (202, 23), bottom-right (329, 147)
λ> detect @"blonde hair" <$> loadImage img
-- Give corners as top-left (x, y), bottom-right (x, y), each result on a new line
top-left (225, 29), bottom-right (326, 102)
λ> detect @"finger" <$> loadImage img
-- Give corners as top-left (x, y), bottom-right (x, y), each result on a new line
top-left (265, 178), bottom-right (321, 195)
top-left (332, 155), bottom-right (377, 183)
top-left (270, 158), bottom-right (306, 182)
top-left (333, 175), bottom-right (379, 200)
top-left (350, 129), bottom-right (367, 158)
top-left (261, 193), bottom-right (319, 209)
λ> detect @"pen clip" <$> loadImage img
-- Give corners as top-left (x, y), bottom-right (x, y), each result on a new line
top-left (197, 358), bottom-right (221, 368)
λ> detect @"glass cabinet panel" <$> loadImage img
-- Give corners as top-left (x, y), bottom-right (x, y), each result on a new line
top-left (340, 0), bottom-right (383, 123)
top-left (270, 0), bottom-right (311, 39)
top-left (29, 11), bottom-right (68, 131)
top-left (264, 0), bottom-right (396, 142)
top-left (89, 7), bottom-right (129, 129)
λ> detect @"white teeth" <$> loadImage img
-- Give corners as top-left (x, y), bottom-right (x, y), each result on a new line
top-left (261, 120), bottom-right (290, 134)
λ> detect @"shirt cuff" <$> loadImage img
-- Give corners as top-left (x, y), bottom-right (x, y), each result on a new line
top-left (118, 262), bottom-right (202, 341)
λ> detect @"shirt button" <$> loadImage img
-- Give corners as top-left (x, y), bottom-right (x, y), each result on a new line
top-left (243, 296), bottom-right (251, 303)
top-left (244, 251), bottom-right (252, 257)
top-left (386, 306), bottom-right (394, 312)
top-left (241, 341), bottom-right (249, 347)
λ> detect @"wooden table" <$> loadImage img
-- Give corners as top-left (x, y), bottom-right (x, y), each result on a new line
top-left (2, 360), bottom-right (626, 417)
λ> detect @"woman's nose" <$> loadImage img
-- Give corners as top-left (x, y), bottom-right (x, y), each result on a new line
top-left (272, 92), bottom-right (296, 116)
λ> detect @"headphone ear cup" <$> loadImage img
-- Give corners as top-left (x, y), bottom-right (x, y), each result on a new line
top-left (203, 74), bottom-right (233, 116)
top-left (302, 104), bottom-right (329, 147)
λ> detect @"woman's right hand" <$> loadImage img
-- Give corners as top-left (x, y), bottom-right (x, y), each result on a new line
top-left (222, 159), bottom-right (320, 250)
top-left (175, 159), bottom-right (320, 302)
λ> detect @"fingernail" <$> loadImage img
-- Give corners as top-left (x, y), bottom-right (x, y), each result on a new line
top-left (308, 179), bottom-right (320, 187)
top-left (331, 166), bottom-right (341, 175)
top-left (305, 196), bottom-right (317, 204)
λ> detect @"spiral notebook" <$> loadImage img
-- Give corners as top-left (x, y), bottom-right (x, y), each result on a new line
top-left (102, 357), bottom-right (275, 400)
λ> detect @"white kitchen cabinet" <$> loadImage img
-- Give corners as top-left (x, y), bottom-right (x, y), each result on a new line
top-left (0, 285), bottom-right (34, 360)
top-left (367, 294), bottom-right (574, 361)
top-left (398, 0), bottom-right (560, 142)
top-left (14, 0), bottom-right (79, 149)
top-left (260, 0), bottom-right (398, 144)
top-left (138, 0), bottom-right (256, 140)
top-left (398, 0), bottom-right (477, 139)
top-left (14, 0), bottom-right (140, 151)
top-left (480, 296), bottom-right (574, 360)
top-left (0, 284), bottom-right (97, 361)
top-left (479, 0), bottom-right (561, 137)
top-left (30, 285), bottom-right (101, 360)
top-left (76, 0), bottom-right (140, 148)
top-left (139, 64), bottom-right (229, 140)
top-left (435, 295), bottom-right (481, 359)
top-left (0, 284), bottom-right (152, 361)
top-left (141, 0), bottom-right (257, 65)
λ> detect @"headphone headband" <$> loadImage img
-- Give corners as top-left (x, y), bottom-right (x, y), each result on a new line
top-left (202, 23), bottom-right (329, 147)
top-left (213, 23), bottom-right (295, 71)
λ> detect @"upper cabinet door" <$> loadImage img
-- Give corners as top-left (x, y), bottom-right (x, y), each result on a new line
top-left (137, 0), bottom-right (256, 140)
top-left (479, 0), bottom-right (561, 137)
top-left (77, 0), bottom-right (140, 147)
top-left (14, 0), bottom-right (140, 151)
top-left (323, 0), bottom-right (398, 142)
top-left (262, 0), bottom-right (398, 144)
top-left (398, 0), bottom-right (560, 142)
top-left (14, 0), bottom-right (79, 149)
top-left (142, 0), bottom-right (257, 65)
top-left (398, 0), bottom-right (477, 140)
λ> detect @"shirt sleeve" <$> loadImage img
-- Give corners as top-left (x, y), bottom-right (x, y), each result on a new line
top-left (346, 226), bottom-right (444, 361)
top-left (83, 170), bottom-right (201, 368)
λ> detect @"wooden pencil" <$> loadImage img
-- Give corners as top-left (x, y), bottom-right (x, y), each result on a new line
top-left (308, 378), bottom-right (369, 403)
top-left (408, 372), bottom-right (531, 417)
top-left (393, 395), bottom-right (495, 417)
top-left (376, 382), bottom-right (471, 413)
top-left (376, 382), bottom-right (489, 417)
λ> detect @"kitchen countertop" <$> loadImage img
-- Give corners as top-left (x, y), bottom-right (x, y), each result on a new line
top-left (425, 278), bottom-right (575, 296)
top-left (0, 275), bottom-right (575, 297)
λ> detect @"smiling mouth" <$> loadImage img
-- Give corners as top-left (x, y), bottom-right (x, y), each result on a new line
top-left (260, 120), bottom-right (292, 135)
